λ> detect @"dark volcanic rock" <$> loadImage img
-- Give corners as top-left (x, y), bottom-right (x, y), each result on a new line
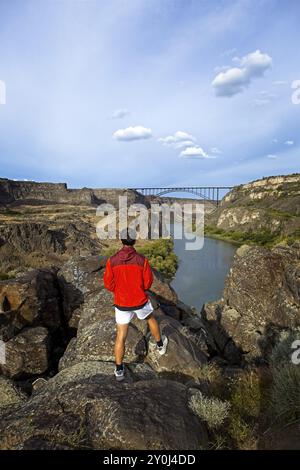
top-left (58, 256), bottom-right (208, 378)
top-left (0, 269), bottom-right (62, 340)
top-left (0, 222), bottom-right (101, 273)
top-left (0, 223), bottom-right (66, 254)
top-left (1, 327), bottom-right (50, 379)
top-left (0, 362), bottom-right (208, 450)
top-left (63, 320), bottom-right (147, 366)
top-left (202, 243), bottom-right (300, 362)
top-left (57, 255), bottom-right (106, 329)
top-left (146, 310), bottom-right (207, 379)
top-left (0, 376), bottom-right (27, 416)
top-left (0, 269), bottom-right (69, 378)
top-left (0, 178), bottom-right (148, 207)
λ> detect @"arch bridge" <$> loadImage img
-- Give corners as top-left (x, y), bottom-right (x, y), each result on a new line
top-left (131, 186), bottom-right (233, 205)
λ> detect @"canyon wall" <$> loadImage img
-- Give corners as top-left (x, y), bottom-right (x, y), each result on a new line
top-left (0, 178), bottom-right (147, 207)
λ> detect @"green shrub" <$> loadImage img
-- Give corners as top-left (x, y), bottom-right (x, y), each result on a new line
top-left (269, 329), bottom-right (300, 425)
top-left (228, 414), bottom-right (254, 448)
top-left (229, 370), bottom-right (263, 419)
top-left (189, 390), bottom-right (231, 429)
top-left (0, 273), bottom-right (12, 281)
top-left (138, 238), bottom-right (178, 279)
top-left (204, 224), bottom-right (286, 247)
top-left (102, 238), bottom-right (178, 279)
top-left (270, 364), bottom-right (300, 425)
top-left (225, 369), bottom-right (270, 449)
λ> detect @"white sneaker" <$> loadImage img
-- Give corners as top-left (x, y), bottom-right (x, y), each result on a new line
top-left (157, 335), bottom-right (168, 356)
top-left (114, 365), bottom-right (125, 382)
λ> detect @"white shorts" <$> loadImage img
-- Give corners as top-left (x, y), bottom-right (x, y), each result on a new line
top-left (115, 300), bottom-right (154, 325)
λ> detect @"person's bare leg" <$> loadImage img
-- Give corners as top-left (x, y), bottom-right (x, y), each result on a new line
top-left (147, 313), bottom-right (161, 342)
top-left (115, 323), bottom-right (129, 366)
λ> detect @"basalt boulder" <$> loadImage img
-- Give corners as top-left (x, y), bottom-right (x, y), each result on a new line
top-left (0, 327), bottom-right (51, 379)
top-left (146, 308), bottom-right (208, 380)
top-left (57, 255), bottom-right (107, 330)
top-left (57, 255), bottom-right (208, 377)
top-left (60, 320), bottom-right (147, 368)
top-left (0, 362), bottom-right (208, 450)
top-left (0, 269), bottom-right (62, 340)
top-left (202, 243), bottom-right (300, 362)
top-left (57, 255), bottom-right (179, 330)
top-left (0, 376), bottom-right (27, 417)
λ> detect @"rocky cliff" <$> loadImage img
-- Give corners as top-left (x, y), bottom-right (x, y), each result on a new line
top-left (206, 173), bottom-right (300, 241)
top-left (0, 178), bottom-right (149, 276)
top-left (0, 178), bottom-right (147, 207)
top-left (0, 243), bottom-right (299, 449)
top-left (0, 256), bottom-right (210, 450)
top-left (202, 242), bottom-right (300, 363)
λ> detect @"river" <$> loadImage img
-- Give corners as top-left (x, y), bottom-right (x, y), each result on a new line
top-left (170, 227), bottom-right (237, 312)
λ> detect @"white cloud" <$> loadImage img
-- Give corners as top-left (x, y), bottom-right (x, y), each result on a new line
top-left (111, 108), bottom-right (130, 119)
top-left (285, 140), bottom-right (294, 146)
top-left (158, 131), bottom-right (196, 149)
top-left (159, 131), bottom-right (217, 161)
top-left (113, 125), bottom-right (152, 141)
top-left (267, 154), bottom-right (278, 159)
top-left (179, 146), bottom-right (215, 159)
top-left (212, 50), bottom-right (272, 97)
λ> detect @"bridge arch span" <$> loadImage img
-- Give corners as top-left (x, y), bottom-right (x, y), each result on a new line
top-left (131, 186), bottom-right (233, 205)
top-left (156, 188), bottom-right (213, 201)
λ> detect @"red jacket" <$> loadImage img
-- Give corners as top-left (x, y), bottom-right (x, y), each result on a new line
top-left (103, 246), bottom-right (153, 310)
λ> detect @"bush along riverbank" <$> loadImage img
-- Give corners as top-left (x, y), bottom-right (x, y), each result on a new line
top-left (204, 225), bottom-right (300, 247)
top-left (103, 237), bottom-right (178, 280)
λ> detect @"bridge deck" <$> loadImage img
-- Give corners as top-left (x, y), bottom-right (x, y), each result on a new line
top-left (130, 186), bottom-right (233, 205)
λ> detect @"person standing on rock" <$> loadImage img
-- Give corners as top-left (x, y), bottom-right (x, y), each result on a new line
top-left (104, 230), bottom-right (168, 381)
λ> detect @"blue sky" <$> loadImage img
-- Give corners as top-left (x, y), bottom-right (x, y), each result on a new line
top-left (0, 0), bottom-right (299, 189)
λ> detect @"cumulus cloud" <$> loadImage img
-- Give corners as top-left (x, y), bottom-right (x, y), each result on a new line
top-left (158, 131), bottom-right (196, 149)
top-left (113, 125), bottom-right (152, 141)
top-left (159, 131), bottom-right (217, 161)
top-left (285, 140), bottom-right (294, 146)
top-left (212, 50), bottom-right (272, 97)
top-left (179, 146), bottom-right (215, 159)
top-left (111, 108), bottom-right (130, 119)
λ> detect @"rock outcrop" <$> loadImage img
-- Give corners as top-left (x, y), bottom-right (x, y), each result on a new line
top-left (202, 242), bottom-right (300, 362)
top-left (0, 269), bottom-right (67, 378)
top-left (0, 254), bottom-right (210, 450)
top-left (0, 376), bottom-right (27, 421)
top-left (0, 268), bottom-right (62, 338)
top-left (0, 362), bottom-right (208, 450)
top-left (0, 178), bottom-right (147, 207)
top-left (0, 222), bottom-right (100, 257)
top-left (57, 255), bottom-right (207, 376)
top-left (0, 240), bottom-right (299, 449)
top-left (206, 173), bottom-right (300, 236)
top-left (2, 327), bottom-right (50, 379)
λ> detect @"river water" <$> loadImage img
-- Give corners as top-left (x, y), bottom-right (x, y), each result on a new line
top-left (170, 227), bottom-right (237, 312)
